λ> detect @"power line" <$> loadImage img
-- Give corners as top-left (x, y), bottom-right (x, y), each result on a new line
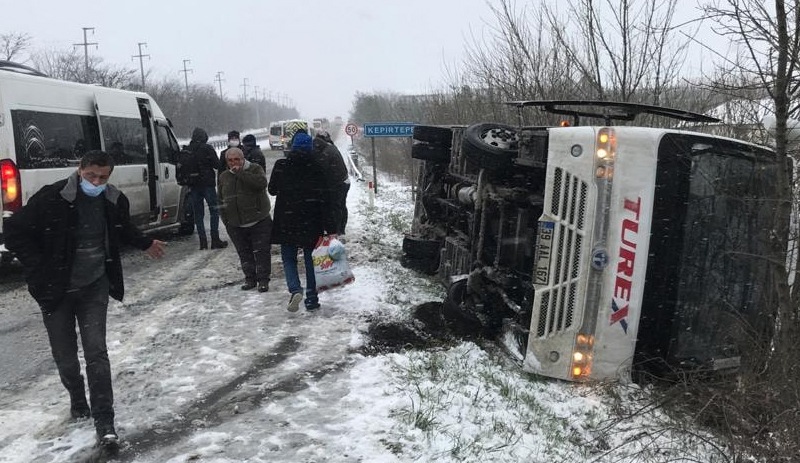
top-left (72, 27), bottom-right (97, 81)
top-left (131, 42), bottom-right (149, 90)
top-left (179, 59), bottom-right (193, 95)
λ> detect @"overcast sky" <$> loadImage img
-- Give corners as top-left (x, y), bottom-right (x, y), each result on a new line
top-left (0, 0), bottom-right (497, 120)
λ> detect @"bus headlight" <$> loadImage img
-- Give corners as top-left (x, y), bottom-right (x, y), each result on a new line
top-left (571, 333), bottom-right (595, 380)
top-left (594, 127), bottom-right (616, 179)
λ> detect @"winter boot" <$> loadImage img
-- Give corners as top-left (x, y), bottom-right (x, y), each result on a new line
top-left (210, 231), bottom-right (228, 249)
top-left (258, 280), bottom-right (269, 292)
top-left (198, 233), bottom-right (208, 250)
top-left (95, 419), bottom-right (119, 452)
top-left (241, 279), bottom-right (257, 290)
top-left (69, 393), bottom-right (91, 420)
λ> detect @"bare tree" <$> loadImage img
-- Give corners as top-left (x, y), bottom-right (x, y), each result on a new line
top-left (29, 47), bottom-right (138, 88)
top-left (456, 0), bottom-right (702, 126)
top-left (0, 32), bottom-right (32, 62)
top-left (679, 1), bottom-right (800, 459)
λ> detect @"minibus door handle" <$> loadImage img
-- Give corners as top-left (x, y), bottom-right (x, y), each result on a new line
top-left (142, 168), bottom-right (148, 182)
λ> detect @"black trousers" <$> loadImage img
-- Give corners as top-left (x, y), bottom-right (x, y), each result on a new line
top-left (42, 275), bottom-right (114, 422)
top-left (227, 217), bottom-right (273, 283)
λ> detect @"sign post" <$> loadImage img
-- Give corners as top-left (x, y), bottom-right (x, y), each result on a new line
top-left (344, 122), bottom-right (358, 146)
top-left (362, 122), bottom-right (415, 195)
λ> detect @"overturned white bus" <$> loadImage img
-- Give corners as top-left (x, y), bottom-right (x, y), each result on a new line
top-left (402, 101), bottom-right (789, 382)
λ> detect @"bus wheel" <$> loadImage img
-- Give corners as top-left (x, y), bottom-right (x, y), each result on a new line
top-left (411, 142), bottom-right (450, 163)
top-left (400, 254), bottom-right (439, 275)
top-left (413, 125), bottom-right (453, 147)
top-left (462, 123), bottom-right (519, 172)
top-left (402, 235), bottom-right (442, 259)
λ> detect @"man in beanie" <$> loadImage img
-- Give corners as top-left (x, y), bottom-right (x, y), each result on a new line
top-left (241, 134), bottom-right (267, 170)
top-left (187, 128), bottom-right (228, 250)
top-left (269, 132), bottom-right (336, 312)
top-left (219, 130), bottom-right (242, 170)
top-left (218, 147), bottom-right (272, 291)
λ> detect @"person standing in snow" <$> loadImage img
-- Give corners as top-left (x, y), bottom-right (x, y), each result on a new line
top-left (241, 134), bottom-right (267, 171)
top-left (3, 150), bottom-right (166, 448)
top-left (186, 128), bottom-right (228, 250)
top-left (268, 132), bottom-right (336, 312)
top-left (313, 130), bottom-right (350, 235)
top-left (218, 147), bottom-right (273, 292)
top-left (219, 130), bottom-right (243, 170)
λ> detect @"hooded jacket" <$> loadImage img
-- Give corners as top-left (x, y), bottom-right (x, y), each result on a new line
top-left (4, 171), bottom-right (153, 312)
top-left (187, 128), bottom-right (222, 187)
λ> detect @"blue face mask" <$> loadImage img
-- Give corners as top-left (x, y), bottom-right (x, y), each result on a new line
top-left (80, 178), bottom-right (107, 197)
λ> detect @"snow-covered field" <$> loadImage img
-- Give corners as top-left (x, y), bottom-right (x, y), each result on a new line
top-left (0, 139), bottom-right (730, 462)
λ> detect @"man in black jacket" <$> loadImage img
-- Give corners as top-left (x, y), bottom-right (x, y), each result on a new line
top-left (4, 150), bottom-right (166, 448)
top-left (313, 131), bottom-right (350, 234)
top-left (241, 134), bottom-right (267, 171)
top-left (187, 128), bottom-right (228, 250)
top-left (269, 132), bottom-right (336, 312)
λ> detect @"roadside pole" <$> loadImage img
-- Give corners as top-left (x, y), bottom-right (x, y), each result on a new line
top-left (371, 137), bottom-right (378, 195)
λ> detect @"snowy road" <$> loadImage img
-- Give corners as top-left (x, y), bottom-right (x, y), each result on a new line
top-left (0, 139), bottom-right (730, 462)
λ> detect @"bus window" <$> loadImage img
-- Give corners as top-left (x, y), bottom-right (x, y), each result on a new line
top-left (11, 110), bottom-right (101, 169)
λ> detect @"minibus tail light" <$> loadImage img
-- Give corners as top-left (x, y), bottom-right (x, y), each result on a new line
top-left (1, 159), bottom-right (22, 213)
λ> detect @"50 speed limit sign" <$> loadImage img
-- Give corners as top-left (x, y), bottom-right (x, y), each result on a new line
top-left (344, 123), bottom-right (358, 137)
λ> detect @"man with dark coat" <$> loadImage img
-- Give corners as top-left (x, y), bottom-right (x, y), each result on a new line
top-left (241, 134), bottom-right (267, 171)
top-left (187, 128), bottom-right (228, 250)
top-left (313, 131), bottom-right (350, 234)
top-left (218, 147), bottom-right (273, 292)
top-left (268, 132), bottom-right (336, 312)
top-left (4, 150), bottom-right (166, 448)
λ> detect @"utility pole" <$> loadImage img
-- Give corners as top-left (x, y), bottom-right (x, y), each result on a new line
top-left (72, 27), bottom-right (97, 82)
top-left (214, 71), bottom-right (225, 98)
top-left (254, 86), bottom-right (261, 128)
top-left (131, 42), bottom-right (149, 90)
top-left (240, 77), bottom-right (249, 102)
top-left (179, 59), bottom-right (192, 95)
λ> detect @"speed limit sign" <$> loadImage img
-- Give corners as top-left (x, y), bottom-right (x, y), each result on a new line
top-left (344, 123), bottom-right (358, 137)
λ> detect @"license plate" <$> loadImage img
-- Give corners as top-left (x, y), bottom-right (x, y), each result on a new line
top-left (534, 221), bottom-right (555, 285)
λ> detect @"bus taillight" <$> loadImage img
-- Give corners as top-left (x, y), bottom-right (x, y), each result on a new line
top-left (1, 159), bottom-right (22, 213)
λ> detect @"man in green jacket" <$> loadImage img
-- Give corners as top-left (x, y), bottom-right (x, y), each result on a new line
top-left (217, 148), bottom-right (273, 292)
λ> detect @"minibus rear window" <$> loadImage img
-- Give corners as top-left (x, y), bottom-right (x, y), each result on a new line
top-left (11, 110), bottom-right (101, 169)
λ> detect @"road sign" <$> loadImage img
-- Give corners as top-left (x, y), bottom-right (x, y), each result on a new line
top-left (363, 123), bottom-right (415, 137)
top-left (344, 123), bottom-right (358, 137)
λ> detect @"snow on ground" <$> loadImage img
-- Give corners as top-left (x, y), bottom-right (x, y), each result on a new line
top-left (0, 136), bottom-right (729, 462)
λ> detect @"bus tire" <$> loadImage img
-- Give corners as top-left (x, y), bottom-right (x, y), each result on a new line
top-left (402, 235), bottom-right (441, 259)
top-left (413, 125), bottom-right (453, 147)
top-left (462, 123), bottom-right (519, 172)
top-left (411, 143), bottom-right (450, 163)
top-left (400, 254), bottom-right (439, 275)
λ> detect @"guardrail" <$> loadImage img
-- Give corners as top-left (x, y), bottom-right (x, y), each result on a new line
top-left (179, 127), bottom-right (273, 153)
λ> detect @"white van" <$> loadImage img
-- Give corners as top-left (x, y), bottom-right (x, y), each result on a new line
top-left (0, 62), bottom-right (193, 260)
top-left (268, 120), bottom-right (285, 150)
